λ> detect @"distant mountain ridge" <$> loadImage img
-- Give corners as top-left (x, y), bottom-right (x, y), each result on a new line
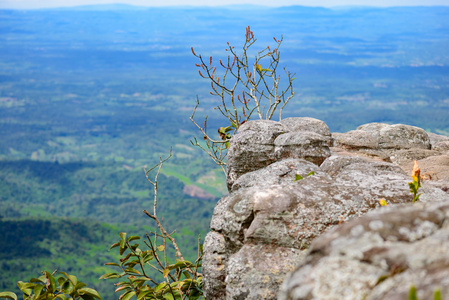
top-left (47, 4), bottom-right (150, 11)
top-left (2, 2), bottom-right (449, 10)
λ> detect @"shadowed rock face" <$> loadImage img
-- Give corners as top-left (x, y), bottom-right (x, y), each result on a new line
top-left (203, 118), bottom-right (449, 300)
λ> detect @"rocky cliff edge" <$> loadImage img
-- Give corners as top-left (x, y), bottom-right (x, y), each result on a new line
top-left (202, 117), bottom-right (449, 300)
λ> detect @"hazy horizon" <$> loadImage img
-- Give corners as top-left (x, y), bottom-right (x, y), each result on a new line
top-left (1, 0), bottom-right (448, 9)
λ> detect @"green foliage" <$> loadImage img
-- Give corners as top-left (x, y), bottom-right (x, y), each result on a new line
top-left (434, 288), bottom-right (442, 300)
top-left (0, 158), bottom-right (215, 298)
top-left (1, 153), bottom-right (204, 299)
top-left (0, 158), bottom-right (216, 243)
top-left (409, 285), bottom-right (418, 300)
top-left (0, 217), bottom-right (122, 298)
top-left (409, 176), bottom-right (421, 203)
top-left (1, 270), bottom-right (101, 300)
top-left (409, 161), bottom-right (422, 203)
top-left (408, 285), bottom-right (443, 300)
top-left (294, 171), bottom-right (315, 181)
top-left (101, 233), bottom-right (202, 300)
top-left (101, 153), bottom-right (203, 299)
top-left (0, 292), bottom-right (16, 300)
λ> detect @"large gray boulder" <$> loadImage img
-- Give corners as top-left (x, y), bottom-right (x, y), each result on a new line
top-left (226, 118), bottom-right (331, 191)
top-left (357, 123), bottom-right (431, 150)
top-left (226, 120), bottom-right (288, 191)
top-left (203, 119), bottom-right (449, 300)
top-left (333, 123), bottom-right (449, 166)
top-left (434, 141), bottom-right (449, 152)
top-left (427, 131), bottom-right (449, 146)
top-left (274, 131), bottom-right (331, 165)
top-left (333, 130), bottom-right (379, 150)
top-left (279, 201), bottom-right (449, 300)
top-left (280, 117), bottom-right (333, 146)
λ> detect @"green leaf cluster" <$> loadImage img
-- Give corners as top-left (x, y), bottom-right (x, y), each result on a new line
top-left (294, 171), bottom-right (315, 181)
top-left (0, 271), bottom-right (101, 300)
top-left (408, 176), bottom-right (422, 203)
top-left (101, 233), bottom-right (203, 300)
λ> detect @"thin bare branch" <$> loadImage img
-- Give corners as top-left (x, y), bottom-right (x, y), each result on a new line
top-left (190, 28), bottom-right (295, 174)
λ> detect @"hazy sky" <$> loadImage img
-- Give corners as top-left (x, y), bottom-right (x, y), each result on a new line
top-left (1, 0), bottom-right (448, 9)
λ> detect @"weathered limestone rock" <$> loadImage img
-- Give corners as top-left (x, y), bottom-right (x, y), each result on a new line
top-left (203, 119), bottom-right (449, 300)
top-left (226, 118), bottom-right (331, 191)
top-left (357, 123), bottom-right (431, 150)
top-left (333, 130), bottom-right (379, 150)
top-left (389, 148), bottom-right (440, 165)
top-left (230, 158), bottom-right (323, 192)
top-left (279, 201), bottom-right (449, 300)
top-left (334, 123), bottom-right (449, 167)
top-left (203, 231), bottom-right (227, 299)
top-left (280, 117), bottom-right (333, 146)
top-left (401, 155), bottom-right (449, 182)
top-left (226, 243), bottom-right (305, 300)
top-left (274, 131), bottom-right (331, 165)
top-left (434, 141), bottom-right (449, 152)
top-left (226, 120), bottom-right (288, 191)
top-left (427, 131), bottom-right (449, 146)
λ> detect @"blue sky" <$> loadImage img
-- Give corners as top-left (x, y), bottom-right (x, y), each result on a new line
top-left (1, 0), bottom-right (448, 9)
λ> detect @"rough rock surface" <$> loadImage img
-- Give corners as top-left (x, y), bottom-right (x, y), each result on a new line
top-left (279, 201), bottom-right (449, 300)
top-left (279, 117), bottom-right (333, 146)
top-left (357, 123), bottom-right (431, 150)
top-left (226, 118), bottom-right (331, 190)
top-left (203, 118), bottom-right (449, 300)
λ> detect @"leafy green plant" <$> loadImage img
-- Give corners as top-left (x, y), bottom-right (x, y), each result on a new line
top-left (101, 233), bottom-right (202, 300)
top-left (434, 288), bottom-right (442, 300)
top-left (293, 171), bottom-right (315, 181)
top-left (408, 285), bottom-right (442, 300)
top-left (409, 285), bottom-right (418, 300)
top-left (190, 26), bottom-right (296, 173)
top-left (409, 160), bottom-right (422, 203)
top-left (100, 151), bottom-right (203, 300)
top-left (0, 270), bottom-right (101, 300)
